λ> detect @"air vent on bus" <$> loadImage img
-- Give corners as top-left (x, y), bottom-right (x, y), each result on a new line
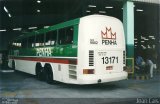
top-left (69, 65), bottom-right (77, 79)
top-left (89, 50), bottom-right (94, 66)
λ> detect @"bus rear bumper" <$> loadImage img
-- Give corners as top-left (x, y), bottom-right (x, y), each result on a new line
top-left (77, 71), bottom-right (128, 84)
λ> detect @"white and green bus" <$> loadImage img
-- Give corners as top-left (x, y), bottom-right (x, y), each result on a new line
top-left (8, 15), bottom-right (127, 84)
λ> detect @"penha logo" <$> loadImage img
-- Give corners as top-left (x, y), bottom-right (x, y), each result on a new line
top-left (101, 27), bottom-right (117, 45)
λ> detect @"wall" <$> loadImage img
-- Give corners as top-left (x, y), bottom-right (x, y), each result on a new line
top-left (0, 32), bottom-right (20, 51)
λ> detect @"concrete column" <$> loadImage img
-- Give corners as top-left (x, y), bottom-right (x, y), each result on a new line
top-left (123, 0), bottom-right (134, 66)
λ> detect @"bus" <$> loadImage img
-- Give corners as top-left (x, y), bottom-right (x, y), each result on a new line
top-left (8, 15), bottom-right (128, 84)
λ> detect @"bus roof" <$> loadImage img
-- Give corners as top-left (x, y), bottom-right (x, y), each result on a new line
top-left (13, 18), bottom-right (80, 41)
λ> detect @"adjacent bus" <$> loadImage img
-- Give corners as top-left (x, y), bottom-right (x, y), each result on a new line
top-left (8, 15), bottom-right (128, 84)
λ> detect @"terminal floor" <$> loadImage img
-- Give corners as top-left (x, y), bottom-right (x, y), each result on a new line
top-left (0, 66), bottom-right (160, 104)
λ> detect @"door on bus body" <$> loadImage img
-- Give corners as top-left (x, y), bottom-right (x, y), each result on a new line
top-left (78, 15), bottom-right (126, 76)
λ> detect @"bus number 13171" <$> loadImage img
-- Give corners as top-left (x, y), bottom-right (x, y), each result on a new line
top-left (102, 56), bottom-right (118, 64)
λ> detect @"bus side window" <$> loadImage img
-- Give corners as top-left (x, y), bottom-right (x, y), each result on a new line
top-left (35, 34), bottom-right (45, 47)
top-left (45, 31), bottom-right (57, 46)
top-left (58, 26), bottom-right (73, 45)
top-left (12, 41), bottom-right (16, 48)
top-left (22, 38), bottom-right (28, 48)
top-left (28, 36), bottom-right (35, 48)
top-left (65, 27), bottom-right (73, 44)
top-left (12, 40), bottom-right (22, 48)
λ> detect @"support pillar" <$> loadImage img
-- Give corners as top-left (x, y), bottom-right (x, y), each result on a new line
top-left (123, 0), bottom-right (134, 67)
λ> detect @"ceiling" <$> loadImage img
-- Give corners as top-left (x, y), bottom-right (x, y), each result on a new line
top-left (0, 0), bottom-right (159, 49)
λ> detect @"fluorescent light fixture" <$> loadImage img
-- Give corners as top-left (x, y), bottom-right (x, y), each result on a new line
top-left (149, 36), bottom-right (154, 38)
top-left (13, 28), bottom-right (22, 31)
top-left (37, 0), bottom-right (41, 3)
top-left (135, 45), bottom-right (137, 46)
top-left (144, 38), bottom-right (149, 41)
top-left (86, 10), bottom-right (91, 13)
top-left (44, 26), bottom-right (49, 28)
top-left (99, 11), bottom-right (106, 14)
top-left (134, 38), bottom-right (137, 40)
top-left (135, 42), bottom-right (138, 43)
top-left (4, 6), bottom-right (8, 13)
top-left (141, 36), bottom-right (146, 40)
top-left (28, 27), bottom-right (37, 29)
top-left (88, 5), bottom-right (96, 8)
top-left (141, 41), bottom-right (145, 43)
top-left (37, 10), bottom-right (40, 12)
top-left (105, 6), bottom-right (113, 9)
top-left (148, 45), bottom-right (151, 49)
top-left (136, 9), bottom-right (143, 12)
top-left (152, 38), bottom-right (155, 40)
top-left (0, 29), bottom-right (6, 32)
top-left (8, 13), bottom-right (12, 17)
top-left (141, 45), bottom-right (146, 49)
top-left (4, 6), bottom-right (11, 18)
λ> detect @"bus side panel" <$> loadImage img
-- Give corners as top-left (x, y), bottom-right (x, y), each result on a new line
top-left (14, 59), bottom-right (36, 75)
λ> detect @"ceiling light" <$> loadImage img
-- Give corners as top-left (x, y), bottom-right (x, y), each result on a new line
top-left (4, 6), bottom-right (11, 18)
top-left (144, 38), bottom-right (149, 41)
top-left (37, 10), bottom-right (40, 12)
top-left (141, 36), bottom-right (146, 39)
top-left (141, 41), bottom-right (145, 43)
top-left (86, 10), bottom-right (91, 13)
top-left (8, 13), bottom-right (12, 18)
top-left (37, 0), bottom-right (41, 3)
top-left (0, 29), bottom-right (6, 32)
top-left (149, 36), bottom-right (154, 38)
top-left (44, 26), bottom-right (49, 28)
top-left (88, 5), bottom-right (96, 8)
top-left (13, 28), bottom-right (22, 31)
top-left (4, 6), bottom-right (8, 13)
top-left (136, 9), bottom-right (143, 12)
top-left (99, 11), bottom-right (106, 14)
top-left (105, 6), bottom-right (113, 9)
top-left (134, 38), bottom-right (137, 40)
top-left (28, 27), bottom-right (37, 29)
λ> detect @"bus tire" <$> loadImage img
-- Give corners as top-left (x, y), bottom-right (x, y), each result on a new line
top-left (36, 63), bottom-right (44, 81)
top-left (12, 60), bottom-right (15, 70)
top-left (44, 64), bottom-right (53, 84)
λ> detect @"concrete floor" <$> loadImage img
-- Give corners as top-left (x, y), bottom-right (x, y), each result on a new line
top-left (0, 66), bottom-right (160, 104)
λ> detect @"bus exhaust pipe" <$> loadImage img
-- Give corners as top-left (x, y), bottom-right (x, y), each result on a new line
top-left (98, 79), bottom-right (102, 83)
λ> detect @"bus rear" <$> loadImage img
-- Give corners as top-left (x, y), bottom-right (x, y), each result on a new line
top-left (77, 15), bottom-right (127, 84)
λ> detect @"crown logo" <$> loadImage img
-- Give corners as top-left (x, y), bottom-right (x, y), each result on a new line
top-left (101, 27), bottom-right (116, 39)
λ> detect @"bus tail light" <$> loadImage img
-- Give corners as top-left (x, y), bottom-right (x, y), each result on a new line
top-left (83, 69), bottom-right (95, 74)
top-left (106, 66), bottom-right (113, 70)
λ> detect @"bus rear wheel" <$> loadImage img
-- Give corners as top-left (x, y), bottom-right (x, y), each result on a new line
top-left (36, 63), bottom-right (44, 81)
top-left (44, 64), bottom-right (53, 84)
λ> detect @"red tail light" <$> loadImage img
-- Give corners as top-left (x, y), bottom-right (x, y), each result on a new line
top-left (83, 69), bottom-right (95, 74)
top-left (106, 66), bottom-right (113, 70)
